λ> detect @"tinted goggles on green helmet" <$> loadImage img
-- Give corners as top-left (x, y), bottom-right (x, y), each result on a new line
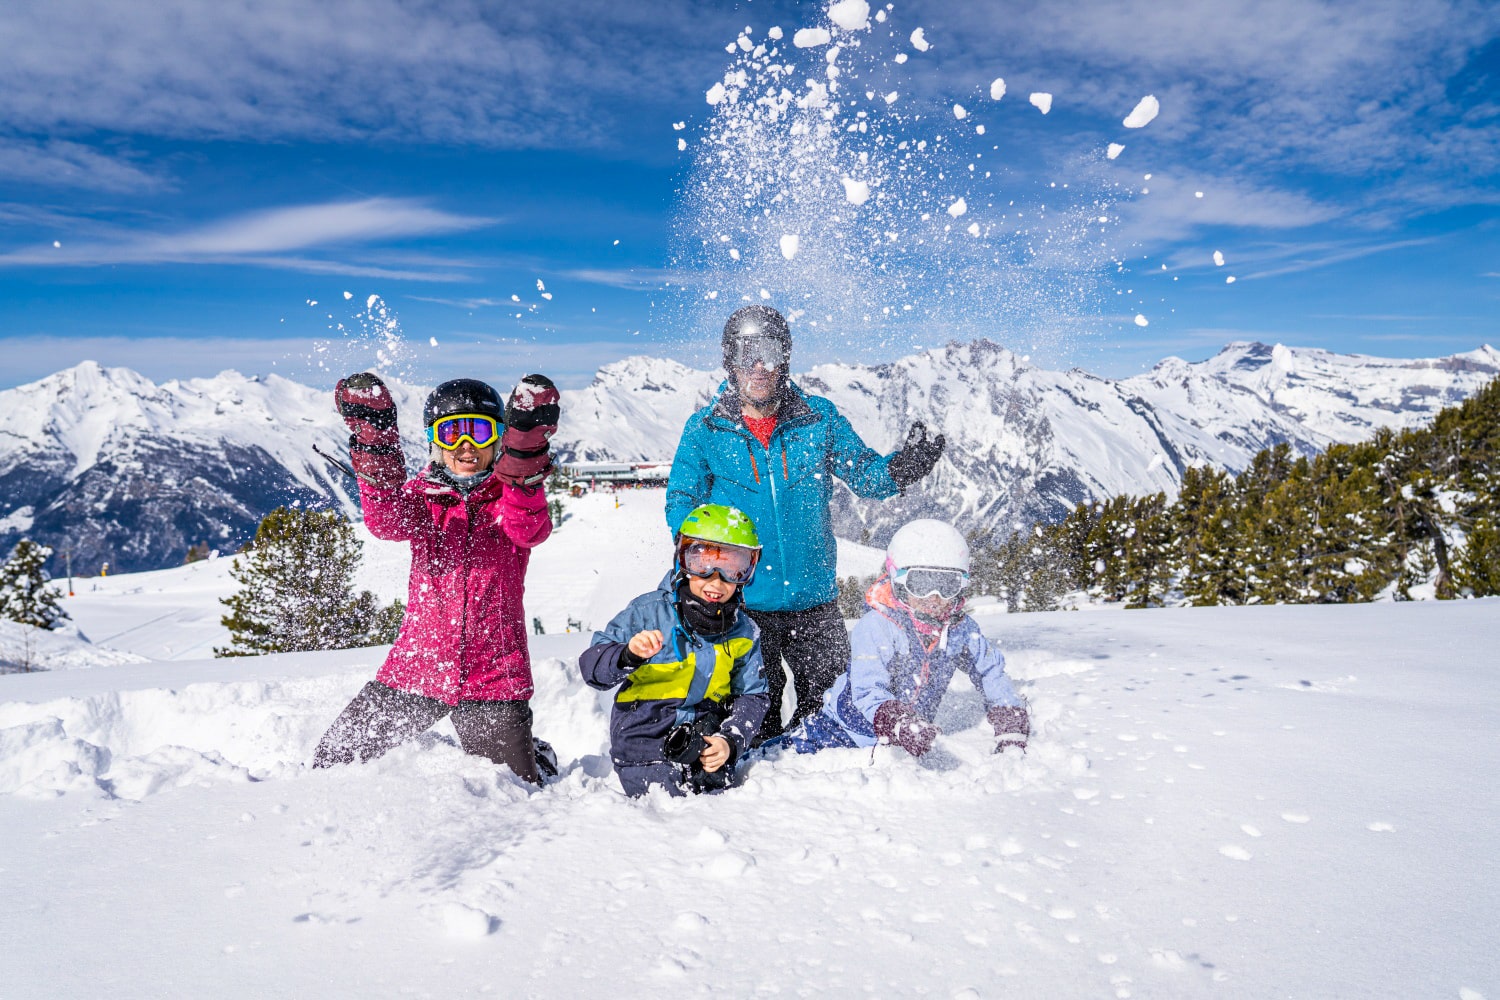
top-left (678, 538), bottom-right (759, 585)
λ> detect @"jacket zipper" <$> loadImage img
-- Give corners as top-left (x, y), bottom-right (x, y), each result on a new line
top-left (456, 497), bottom-right (474, 692)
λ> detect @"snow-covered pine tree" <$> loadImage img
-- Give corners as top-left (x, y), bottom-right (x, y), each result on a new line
top-left (0, 538), bottom-right (69, 630)
top-left (215, 506), bottom-right (403, 657)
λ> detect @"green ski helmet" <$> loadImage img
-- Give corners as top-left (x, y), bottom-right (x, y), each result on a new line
top-left (675, 504), bottom-right (762, 585)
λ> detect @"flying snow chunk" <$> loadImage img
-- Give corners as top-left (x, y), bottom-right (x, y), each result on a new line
top-left (1107, 143), bottom-right (1125, 159)
top-left (672, 121), bottom-right (685, 130)
top-left (1195, 191), bottom-right (1205, 198)
top-left (1030, 92), bottom-right (1053, 114)
top-left (729, 248), bottom-right (741, 260)
top-left (429, 336), bottom-right (439, 347)
top-left (1123, 95), bottom-right (1160, 129)
top-left (343, 291), bottom-right (353, 300)
top-left (366, 295), bottom-right (379, 309)
top-left (1226, 275), bottom-right (1237, 284)
top-left (794, 27), bottom-right (832, 47)
top-left (706, 82), bottom-right (726, 105)
top-left (1134, 314), bottom-right (1149, 327)
top-left (883, 90), bottom-right (899, 104)
top-left (52, 240), bottom-right (61, 248)
top-left (828, 0), bottom-right (871, 31)
top-left (947, 198), bottom-right (968, 217)
top-left (536, 279), bottom-right (546, 292)
top-left (678, 138), bottom-right (687, 151)
top-left (966, 222), bottom-right (980, 236)
top-left (910, 27), bottom-right (930, 51)
top-left (841, 177), bottom-right (872, 205)
top-left (769, 25), bottom-right (784, 39)
top-left (894, 53), bottom-right (908, 63)
top-left (990, 78), bottom-right (1006, 101)
top-left (1213, 251), bottom-right (1225, 266)
top-left (953, 103), bottom-right (967, 120)
top-left (780, 234), bottom-right (800, 260)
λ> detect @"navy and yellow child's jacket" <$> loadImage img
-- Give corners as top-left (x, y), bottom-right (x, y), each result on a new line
top-left (579, 573), bottom-right (769, 768)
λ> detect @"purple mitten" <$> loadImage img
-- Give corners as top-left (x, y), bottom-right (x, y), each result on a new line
top-left (988, 704), bottom-right (1030, 754)
top-left (334, 373), bottom-right (400, 450)
top-left (872, 700), bottom-right (939, 757)
top-left (495, 374), bottom-right (560, 490)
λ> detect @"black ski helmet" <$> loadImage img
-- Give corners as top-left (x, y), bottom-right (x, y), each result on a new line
top-left (423, 378), bottom-right (503, 427)
top-left (722, 305), bottom-right (792, 399)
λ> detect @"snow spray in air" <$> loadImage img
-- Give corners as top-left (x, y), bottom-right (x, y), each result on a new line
top-left (666, 1), bottom-right (1126, 370)
top-left (307, 293), bottom-right (426, 386)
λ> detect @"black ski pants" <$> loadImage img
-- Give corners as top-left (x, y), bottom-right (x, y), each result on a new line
top-left (747, 599), bottom-right (851, 742)
top-left (312, 680), bottom-right (540, 785)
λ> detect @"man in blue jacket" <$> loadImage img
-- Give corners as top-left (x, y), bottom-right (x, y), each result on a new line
top-left (666, 305), bottom-right (945, 742)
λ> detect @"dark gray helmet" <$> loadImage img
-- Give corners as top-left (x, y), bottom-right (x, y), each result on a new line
top-left (423, 378), bottom-right (502, 427)
top-left (722, 306), bottom-right (793, 406)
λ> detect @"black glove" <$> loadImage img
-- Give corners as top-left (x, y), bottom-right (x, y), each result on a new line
top-left (334, 372), bottom-right (400, 450)
top-left (887, 421), bottom-right (945, 488)
top-left (495, 374), bottom-right (560, 490)
top-left (872, 700), bottom-right (939, 757)
top-left (988, 704), bottom-right (1030, 754)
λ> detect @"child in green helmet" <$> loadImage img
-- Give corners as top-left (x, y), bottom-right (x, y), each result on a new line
top-left (578, 504), bottom-right (770, 797)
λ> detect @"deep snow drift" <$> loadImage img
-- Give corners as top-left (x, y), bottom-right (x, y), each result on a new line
top-left (0, 489), bottom-right (1495, 999)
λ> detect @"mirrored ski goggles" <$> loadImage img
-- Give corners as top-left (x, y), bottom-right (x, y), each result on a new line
top-left (896, 566), bottom-right (969, 600)
top-left (679, 539), bottom-right (760, 585)
top-left (727, 336), bottom-right (788, 371)
top-left (429, 414), bottom-right (500, 450)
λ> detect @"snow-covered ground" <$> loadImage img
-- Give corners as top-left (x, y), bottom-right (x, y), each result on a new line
top-left (0, 489), bottom-right (1495, 999)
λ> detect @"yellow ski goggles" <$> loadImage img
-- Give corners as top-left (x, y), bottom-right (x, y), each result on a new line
top-left (429, 414), bottom-right (500, 450)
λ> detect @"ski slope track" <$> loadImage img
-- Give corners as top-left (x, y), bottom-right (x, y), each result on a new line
top-left (2, 340), bottom-right (1496, 571)
top-left (0, 491), bottom-right (1495, 998)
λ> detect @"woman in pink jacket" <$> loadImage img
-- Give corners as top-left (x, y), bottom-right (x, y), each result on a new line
top-left (312, 372), bottom-right (559, 784)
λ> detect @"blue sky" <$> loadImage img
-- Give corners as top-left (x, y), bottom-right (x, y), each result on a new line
top-left (0, 0), bottom-right (1496, 391)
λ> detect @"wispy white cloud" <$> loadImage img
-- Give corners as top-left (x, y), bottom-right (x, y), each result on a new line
top-left (909, 0), bottom-right (1500, 207)
top-left (0, 0), bottom-right (736, 156)
top-left (0, 138), bottom-right (164, 193)
top-left (0, 198), bottom-right (492, 280)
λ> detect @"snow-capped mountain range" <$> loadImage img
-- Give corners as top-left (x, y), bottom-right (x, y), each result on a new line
top-left (2, 340), bottom-right (1496, 573)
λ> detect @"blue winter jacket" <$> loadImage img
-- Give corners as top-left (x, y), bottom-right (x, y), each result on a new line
top-left (816, 579), bottom-right (1024, 748)
top-left (665, 381), bottom-right (899, 613)
top-left (579, 574), bottom-right (769, 767)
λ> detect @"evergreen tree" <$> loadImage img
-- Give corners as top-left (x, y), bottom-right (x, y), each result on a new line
top-left (0, 539), bottom-right (69, 630)
top-left (216, 506), bottom-right (403, 656)
top-left (1451, 516), bottom-right (1500, 597)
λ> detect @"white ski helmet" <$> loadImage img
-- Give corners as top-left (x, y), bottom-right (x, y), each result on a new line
top-left (885, 519), bottom-right (970, 574)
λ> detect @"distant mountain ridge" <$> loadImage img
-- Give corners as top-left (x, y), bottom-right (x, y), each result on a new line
top-left (2, 340), bottom-right (1496, 573)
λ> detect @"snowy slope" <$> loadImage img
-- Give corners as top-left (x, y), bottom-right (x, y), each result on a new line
top-left (0, 520), bottom-right (1495, 996)
top-left (3, 340), bottom-right (1497, 571)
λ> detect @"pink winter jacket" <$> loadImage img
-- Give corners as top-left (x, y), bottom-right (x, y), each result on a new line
top-left (358, 462), bottom-right (552, 704)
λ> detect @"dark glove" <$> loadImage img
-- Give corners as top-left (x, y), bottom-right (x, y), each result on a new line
top-left (617, 644), bottom-right (648, 674)
top-left (334, 373), bottom-right (400, 451)
top-left (988, 704), bottom-right (1030, 754)
top-left (872, 700), bottom-right (939, 757)
top-left (494, 374), bottom-right (560, 490)
top-left (886, 421), bottom-right (945, 488)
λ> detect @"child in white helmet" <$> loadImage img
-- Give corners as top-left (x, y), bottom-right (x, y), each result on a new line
top-left (773, 518), bottom-right (1029, 758)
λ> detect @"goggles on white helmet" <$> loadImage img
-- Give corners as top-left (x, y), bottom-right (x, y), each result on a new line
top-left (895, 566), bottom-right (970, 601)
